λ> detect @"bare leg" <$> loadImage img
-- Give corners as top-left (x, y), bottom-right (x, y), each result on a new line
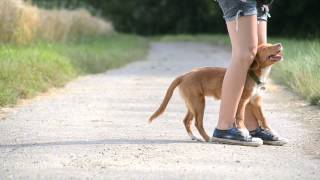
top-left (217, 15), bottom-right (258, 130)
top-left (244, 20), bottom-right (267, 131)
top-left (257, 21), bottom-right (267, 45)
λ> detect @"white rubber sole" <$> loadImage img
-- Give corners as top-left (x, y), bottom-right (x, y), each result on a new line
top-left (211, 137), bottom-right (263, 147)
top-left (263, 137), bottom-right (288, 146)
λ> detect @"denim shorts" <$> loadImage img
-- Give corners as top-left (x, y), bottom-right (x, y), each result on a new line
top-left (217, 0), bottom-right (270, 21)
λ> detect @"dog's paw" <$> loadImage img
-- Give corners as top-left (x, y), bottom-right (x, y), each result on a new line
top-left (189, 133), bottom-right (202, 141)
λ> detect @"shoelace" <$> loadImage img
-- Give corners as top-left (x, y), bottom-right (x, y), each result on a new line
top-left (230, 128), bottom-right (252, 140)
top-left (254, 128), bottom-right (276, 140)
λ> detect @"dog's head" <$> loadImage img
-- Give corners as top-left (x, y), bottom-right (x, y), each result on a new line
top-left (251, 43), bottom-right (283, 70)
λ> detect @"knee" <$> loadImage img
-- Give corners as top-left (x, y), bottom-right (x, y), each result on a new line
top-left (233, 46), bottom-right (258, 69)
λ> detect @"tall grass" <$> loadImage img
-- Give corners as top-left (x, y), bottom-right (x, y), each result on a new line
top-left (0, 0), bottom-right (136, 107)
top-left (58, 35), bottom-right (150, 74)
top-left (270, 39), bottom-right (320, 105)
top-left (0, 0), bottom-right (112, 44)
top-left (37, 8), bottom-right (112, 42)
top-left (0, 0), bottom-right (39, 43)
top-left (0, 46), bottom-right (76, 105)
top-left (0, 34), bottom-right (149, 106)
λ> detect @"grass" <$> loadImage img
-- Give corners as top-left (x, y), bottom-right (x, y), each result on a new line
top-left (0, 34), bottom-right (149, 106)
top-left (0, 1), bottom-right (146, 107)
top-left (270, 38), bottom-right (320, 105)
top-left (0, 0), bottom-right (112, 44)
top-left (155, 34), bottom-right (320, 106)
top-left (152, 34), bottom-right (230, 47)
top-left (46, 34), bottom-right (149, 74)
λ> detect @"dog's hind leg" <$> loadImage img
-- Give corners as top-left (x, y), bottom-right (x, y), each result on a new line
top-left (183, 110), bottom-right (199, 141)
top-left (193, 98), bottom-right (211, 142)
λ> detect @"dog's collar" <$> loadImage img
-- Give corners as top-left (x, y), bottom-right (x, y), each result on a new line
top-left (248, 70), bottom-right (265, 86)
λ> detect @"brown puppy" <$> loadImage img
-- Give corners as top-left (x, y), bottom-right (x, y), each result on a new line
top-left (149, 43), bottom-right (283, 142)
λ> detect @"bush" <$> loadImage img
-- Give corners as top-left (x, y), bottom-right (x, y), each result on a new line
top-left (37, 8), bottom-right (112, 42)
top-left (80, 0), bottom-right (320, 37)
top-left (0, 0), bottom-right (39, 44)
top-left (32, 0), bottom-right (320, 37)
top-left (87, 0), bottom-right (225, 35)
top-left (0, 0), bottom-right (113, 44)
top-left (269, 0), bottom-right (320, 37)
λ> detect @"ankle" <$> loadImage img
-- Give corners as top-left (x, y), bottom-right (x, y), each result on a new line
top-left (216, 122), bottom-right (234, 130)
top-left (247, 125), bottom-right (259, 132)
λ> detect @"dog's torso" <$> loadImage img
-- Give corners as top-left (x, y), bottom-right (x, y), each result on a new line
top-left (178, 67), bottom-right (269, 101)
top-left (179, 67), bottom-right (225, 99)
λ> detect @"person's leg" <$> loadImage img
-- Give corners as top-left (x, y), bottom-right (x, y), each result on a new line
top-left (247, 20), bottom-right (288, 145)
top-left (257, 21), bottom-right (267, 45)
top-left (244, 20), bottom-right (267, 131)
top-left (216, 15), bottom-right (258, 130)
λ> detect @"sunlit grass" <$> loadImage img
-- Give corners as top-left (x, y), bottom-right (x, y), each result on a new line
top-left (0, 34), bottom-right (149, 106)
top-left (270, 38), bottom-right (320, 105)
top-left (57, 34), bottom-right (149, 74)
top-left (0, 1), bottom-right (147, 106)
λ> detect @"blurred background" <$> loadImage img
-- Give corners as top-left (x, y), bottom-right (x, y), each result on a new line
top-left (0, 0), bottom-right (319, 107)
top-left (32, 0), bottom-right (320, 37)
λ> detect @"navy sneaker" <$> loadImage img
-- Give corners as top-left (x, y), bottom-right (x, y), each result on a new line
top-left (250, 127), bottom-right (288, 146)
top-left (212, 127), bottom-right (263, 147)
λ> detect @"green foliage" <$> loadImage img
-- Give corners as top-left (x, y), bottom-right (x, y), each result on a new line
top-left (97, 0), bottom-right (225, 35)
top-left (0, 34), bottom-right (149, 106)
top-left (32, 0), bottom-right (320, 37)
top-left (31, 0), bottom-right (90, 10)
top-left (270, 39), bottom-right (320, 105)
top-left (33, 0), bottom-right (226, 35)
top-left (46, 34), bottom-right (149, 74)
top-left (0, 45), bottom-right (76, 106)
top-left (269, 1), bottom-right (320, 37)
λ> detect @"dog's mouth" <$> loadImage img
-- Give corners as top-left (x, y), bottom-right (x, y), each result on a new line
top-left (268, 50), bottom-right (283, 61)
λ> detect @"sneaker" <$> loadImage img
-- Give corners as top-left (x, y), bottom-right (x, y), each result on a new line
top-left (250, 127), bottom-right (288, 146)
top-left (212, 127), bottom-right (263, 147)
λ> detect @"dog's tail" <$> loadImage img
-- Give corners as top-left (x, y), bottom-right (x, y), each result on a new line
top-left (149, 76), bottom-right (183, 123)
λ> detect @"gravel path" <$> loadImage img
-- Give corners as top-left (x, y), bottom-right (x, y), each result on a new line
top-left (0, 42), bottom-right (319, 179)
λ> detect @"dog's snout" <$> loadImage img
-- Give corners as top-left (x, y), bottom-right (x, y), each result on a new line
top-left (275, 43), bottom-right (283, 51)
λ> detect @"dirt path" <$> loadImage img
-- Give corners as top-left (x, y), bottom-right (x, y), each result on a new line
top-left (0, 42), bottom-right (319, 179)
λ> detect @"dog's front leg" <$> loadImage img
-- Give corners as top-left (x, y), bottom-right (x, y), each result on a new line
top-left (249, 96), bottom-right (272, 130)
top-left (235, 98), bottom-right (250, 130)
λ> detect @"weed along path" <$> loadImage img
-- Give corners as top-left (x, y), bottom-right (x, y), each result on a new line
top-left (0, 42), bottom-right (319, 179)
